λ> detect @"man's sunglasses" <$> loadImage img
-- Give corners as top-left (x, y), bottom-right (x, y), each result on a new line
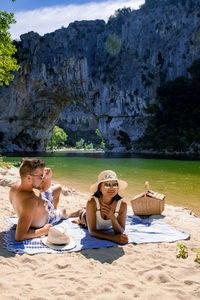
top-left (30, 173), bottom-right (45, 180)
top-left (104, 182), bottom-right (119, 189)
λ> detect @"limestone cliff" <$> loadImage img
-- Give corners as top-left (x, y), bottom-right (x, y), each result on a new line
top-left (0, 0), bottom-right (199, 153)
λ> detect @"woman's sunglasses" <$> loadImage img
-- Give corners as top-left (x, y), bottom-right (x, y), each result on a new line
top-left (104, 182), bottom-right (119, 189)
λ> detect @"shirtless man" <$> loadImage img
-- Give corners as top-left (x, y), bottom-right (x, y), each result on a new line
top-left (9, 158), bottom-right (80, 241)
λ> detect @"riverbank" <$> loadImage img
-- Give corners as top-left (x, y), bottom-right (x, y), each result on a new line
top-left (3, 146), bottom-right (200, 160)
top-left (44, 148), bottom-right (200, 160)
top-left (0, 166), bottom-right (200, 299)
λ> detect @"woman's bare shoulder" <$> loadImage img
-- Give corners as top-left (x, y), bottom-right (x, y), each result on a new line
top-left (87, 196), bottom-right (96, 203)
top-left (87, 197), bottom-right (97, 207)
top-left (120, 199), bottom-right (127, 209)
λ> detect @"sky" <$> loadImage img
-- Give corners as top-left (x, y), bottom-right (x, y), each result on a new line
top-left (0, 0), bottom-right (145, 40)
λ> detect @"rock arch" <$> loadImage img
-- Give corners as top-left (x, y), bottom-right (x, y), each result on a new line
top-left (0, 0), bottom-right (199, 153)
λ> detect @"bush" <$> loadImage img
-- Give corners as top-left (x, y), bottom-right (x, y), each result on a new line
top-left (84, 143), bottom-right (94, 150)
top-left (100, 141), bottom-right (106, 149)
top-left (75, 138), bottom-right (85, 149)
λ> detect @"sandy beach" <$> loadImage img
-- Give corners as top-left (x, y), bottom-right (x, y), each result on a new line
top-left (0, 166), bottom-right (200, 300)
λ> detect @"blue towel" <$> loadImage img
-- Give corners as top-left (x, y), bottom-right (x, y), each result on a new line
top-left (3, 214), bottom-right (190, 254)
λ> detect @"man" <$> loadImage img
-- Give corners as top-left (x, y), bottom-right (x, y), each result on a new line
top-left (9, 158), bottom-right (80, 241)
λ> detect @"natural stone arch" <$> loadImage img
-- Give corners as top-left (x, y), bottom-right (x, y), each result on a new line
top-left (0, 1), bottom-right (199, 153)
top-left (0, 28), bottom-right (101, 152)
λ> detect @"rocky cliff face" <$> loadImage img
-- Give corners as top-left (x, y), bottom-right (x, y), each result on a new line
top-left (0, 0), bottom-right (199, 153)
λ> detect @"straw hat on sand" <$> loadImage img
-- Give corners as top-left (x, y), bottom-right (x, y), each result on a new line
top-left (41, 225), bottom-right (77, 250)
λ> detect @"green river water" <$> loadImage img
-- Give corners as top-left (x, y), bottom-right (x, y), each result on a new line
top-left (4, 152), bottom-right (200, 216)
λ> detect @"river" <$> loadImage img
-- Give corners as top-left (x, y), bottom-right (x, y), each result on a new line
top-left (4, 151), bottom-right (200, 216)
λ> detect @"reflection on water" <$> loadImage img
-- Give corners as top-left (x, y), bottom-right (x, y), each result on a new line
top-left (4, 151), bottom-right (200, 216)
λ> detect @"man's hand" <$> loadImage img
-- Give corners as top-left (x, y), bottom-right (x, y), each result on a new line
top-left (42, 224), bottom-right (53, 236)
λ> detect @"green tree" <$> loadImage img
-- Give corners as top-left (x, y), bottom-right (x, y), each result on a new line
top-left (95, 128), bottom-right (106, 149)
top-left (100, 141), bottom-right (106, 149)
top-left (135, 59), bottom-right (200, 153)
top-left (0, 0), bottom-right (20, 86)
top-left (47, 126), bottom-right (67, 150)
top-left (108, 7), bottom-right (132, 23)
top-left (95, 128), bottom-right (102, 139)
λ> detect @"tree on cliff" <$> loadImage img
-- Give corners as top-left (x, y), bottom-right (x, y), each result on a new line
top-left (135, 59), bottom-right (200, 153)
top-left (47, 126), bottom-right (68, 150)
top-left (0, 0), bottom-right (20, 86)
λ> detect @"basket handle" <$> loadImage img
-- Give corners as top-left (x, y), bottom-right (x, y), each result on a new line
top-left (145, 181), bottom-right (149, 193)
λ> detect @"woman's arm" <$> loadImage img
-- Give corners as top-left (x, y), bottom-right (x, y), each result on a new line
top-left (86, 198), bottom-right (128, 245)
top-left (41, 168), bottom-right (52, 192)
top-left (101, 201), bottom-right (127, 234)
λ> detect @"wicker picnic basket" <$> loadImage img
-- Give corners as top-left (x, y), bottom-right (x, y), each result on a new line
top-left (131, 181), bottom-right (165, 216)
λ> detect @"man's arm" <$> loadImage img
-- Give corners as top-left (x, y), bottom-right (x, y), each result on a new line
top-left (15, 197), bottom-right (52, 242)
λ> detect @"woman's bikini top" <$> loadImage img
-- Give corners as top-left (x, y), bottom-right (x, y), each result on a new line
top-left (93, 196), bottom-right (122, 230)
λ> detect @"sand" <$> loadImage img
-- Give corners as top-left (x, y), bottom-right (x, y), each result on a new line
top-left (0, 166), bottom-right (200, 300)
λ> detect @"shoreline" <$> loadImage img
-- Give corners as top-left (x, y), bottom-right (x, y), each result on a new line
top-left (2, 148), bottom-right (200, 160)
top-left (1, 166), bottom-right (200, 299)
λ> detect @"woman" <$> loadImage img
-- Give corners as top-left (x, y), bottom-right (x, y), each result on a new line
top-left (78, 170), bottom-right (128, 245)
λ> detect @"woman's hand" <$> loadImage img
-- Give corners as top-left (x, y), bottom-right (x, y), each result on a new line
top-left (44, 168), bottom-right (52, 179)
top-left (100, 203), bottom-right (114, 219)
top-left (112, 233), bottom-right (128, 245)
top-left (41, 168), bottom-right (52, 192)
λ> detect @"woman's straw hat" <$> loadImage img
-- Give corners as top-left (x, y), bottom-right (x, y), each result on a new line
top-left (90, 170), bottom-right (128, 193)
top-left (41, 225), bottom-right (77, 250)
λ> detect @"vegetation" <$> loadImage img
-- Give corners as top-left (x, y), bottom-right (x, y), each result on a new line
top-left (135, 59), bottom-right (200, 153)
top-left (75, 138), bottom-right (94, 150)
top-left (84, 142), bottom-right (94, 150)
top-left (0, 156), bottom-right (19, 168)
top-left (0, 0), bottom-right (20, 86)
top-left (176, 243), bottom-right (200, 264)
top-left (0, 156), bottom-right (11, 168)
top-left (95, 129), bottom-right (106, 149)
top-left (47, 127), bottom-right (105, 151)
top-left (108, 7), bottom-right (132, 23)
top-left (75, 138), bottom-right (85, 149)
top-left (47, 126), bottom-right (67, 150)
top-left (176, 243), bottom-right (188, 259)
top-left (100, 141), bottom-right (106, 149)
top-left (63, 128), bottom-right (106, 150)
top-left (193, 248), bottom-right (200, 264)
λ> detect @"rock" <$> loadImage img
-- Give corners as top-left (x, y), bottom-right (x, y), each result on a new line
top-left (0, 0), bottom-right (199, 153)
top-left (0, 167), bottom-right (20, 187)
